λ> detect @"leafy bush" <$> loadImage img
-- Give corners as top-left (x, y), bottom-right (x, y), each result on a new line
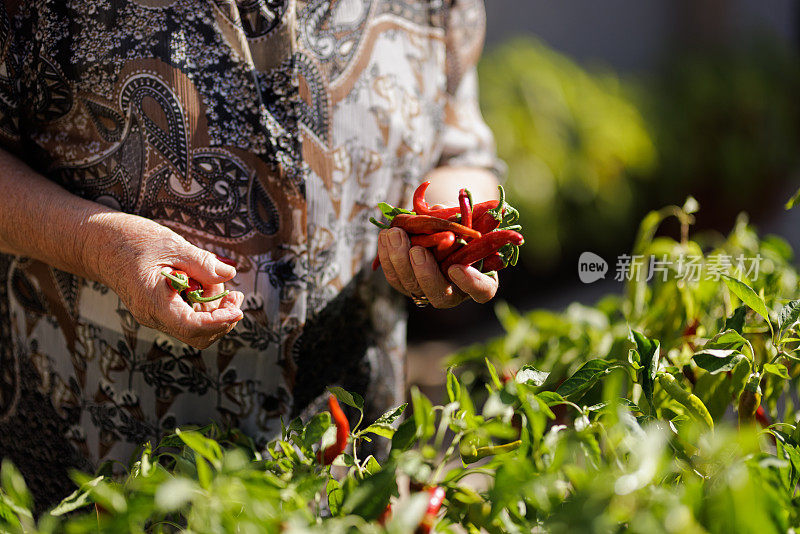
top-left (2, 203), bottom-right (800, 532)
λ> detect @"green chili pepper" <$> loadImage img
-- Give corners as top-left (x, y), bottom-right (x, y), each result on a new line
top-left (459, 437), bottom-right (522, 464)
top-left (730, 357), bottom-right (752, 401)
top-left (737, 373), bottom-right (762, 427)
top-left (657, 373), bottom-right (714, 429)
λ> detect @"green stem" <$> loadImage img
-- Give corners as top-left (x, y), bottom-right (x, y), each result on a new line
top-left (369, 217), bottom-right (391, 229)
top-left (186, 289), bottom-right (229, 303)
top-left (161, 270), bottom-right (189, 291)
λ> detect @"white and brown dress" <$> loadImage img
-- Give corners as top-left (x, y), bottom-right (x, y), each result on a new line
top-left (0, 0), bottom-right (499, 509)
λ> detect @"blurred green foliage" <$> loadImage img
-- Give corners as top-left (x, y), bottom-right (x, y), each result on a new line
top-left (645, 40), bottom-right (800, 217)
top-left (479, 37), bottom-right (800, 272)
top-left (478, 37), bottom-right (656, 270)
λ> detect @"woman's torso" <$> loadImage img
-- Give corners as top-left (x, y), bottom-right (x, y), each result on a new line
top-left (0, 0), bottom-right (488, 509)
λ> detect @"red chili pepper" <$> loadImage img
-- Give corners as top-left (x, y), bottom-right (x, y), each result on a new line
top-left (413, 180), bottom-right (433, 215)
top-left (214, 254), bottom-right (238, 269)
top-left (410, 231), bottom-right (456, 252)
top-left (426, 199), bottom-right (499, 221)
top-left (415, 486), bottom-right (446, 534)
top-left (390, 214), bottom-right (481, 240)
top-left (472, 185), bottom-right (507, 232)
top-left (318, 395), bottom-right (350, 465)
top-left (372, 253), bottom-right (381, 271)
top-left (434, 239), bottom-right (463, 262)
top-left (481, 252), bottom-right (506, 272)
top-left (501, 369), bottom-right (516, 384)
top-left (458, 188), bottom-right (473, 229)
top-left (440, 230), bottom-right (524, 275)
top-left (755, 405), bottom-right (771, 428)
top-left (377, 503), bottom-right (392, 526)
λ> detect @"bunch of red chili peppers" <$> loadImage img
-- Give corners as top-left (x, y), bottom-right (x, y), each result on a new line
top-left (370, 181), bottom-right (524, 277)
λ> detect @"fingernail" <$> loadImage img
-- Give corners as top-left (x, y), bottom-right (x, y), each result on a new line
top-left (410, 247), bottom-right (426, 266)
top-left (448, 266), bottom-right (465, 282)
top-left (215, 261), bottom-right (236, 277)
top-left (388, 228), bottom-right (403, 247)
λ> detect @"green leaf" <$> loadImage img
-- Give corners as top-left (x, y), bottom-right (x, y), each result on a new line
top-left (485, 358), bottom-right (502, 389)
top-left (446, 367), bottom-right (460, 403)
top-left (363, 455), bottom-right (382, 475)
top-left (391, 418), bottom-right (418, 452)
top-left (411, 387), bottom-right (435, 443)
top-left (175, 429), bottom-right (223, 469)
top-left (632, 210), bottom-right (664, 254)
top-left (724, 305), bottom-right (747, 334)
top-left (630, 330), bottom-right (661, 406)
top-left (328, 387), bottom-right (364, 410)
top-left (536, 391), bottom-right (567, 406)
top-left (763, 363), bottom-right (790, 380)
top-left (556, 359), bottom-right (619, 400)
top-left (722, 275), bottom-right (772, 334)
top-left (786, 187), bottom-right (800, 209)
top-left (778, 300), bottom-right (800, 332)
top-left (515, 365), bottom-right (549, 386)
top-left (0, 461), bottom-right (31, 511)
top-left (707, 329), bottom-right (749, 351)
top-left (327, 479), bottom-right (343, 516)
top-left (301, 412), bottom-right (331, 449)
top-left (341, 467), bottom-right (396, 520)
top-left (377, 202), bottom-right (414, 220)
top-left (692, 349), bottom-right (744, 374)
top-left (362, 404), bottom-right (407, 439)
top-left (49, 476), bottom-right (103, 516)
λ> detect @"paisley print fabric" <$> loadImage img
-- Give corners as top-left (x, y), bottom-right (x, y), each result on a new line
top-left (0, 0), bottom-right (498, 510)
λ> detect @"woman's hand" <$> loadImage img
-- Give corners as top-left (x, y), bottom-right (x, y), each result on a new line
top-left (376, 167), bottom-right (501, 308)
top-left (377, 226), bottom-right (498, 308)
top-left (88, 212), bottom-right (244, 349)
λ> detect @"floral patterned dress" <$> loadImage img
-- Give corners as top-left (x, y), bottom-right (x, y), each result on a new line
top-left (0, 0), bottom-right (499, 509)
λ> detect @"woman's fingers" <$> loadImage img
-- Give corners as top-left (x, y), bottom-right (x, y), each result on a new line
top-left (447, 265), bottom-right (499, 304)
top-left (408, 246), bottom-right (467, 308)
top-left (159, 290), bottom-right (244, 349)
top-left (383, 228), bottom-right (425, 296)
top-left (378, 228), bottom-right (499, 308)
top-left (378, 229), bottom-right (411, 297)
top-left (171, 243), bottom-right (237, 286)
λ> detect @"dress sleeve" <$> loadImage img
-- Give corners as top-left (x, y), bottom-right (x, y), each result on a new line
top-left (0, 1), bottom-right (23, 155)
top-left (436, 0), bottom-right (506, 179)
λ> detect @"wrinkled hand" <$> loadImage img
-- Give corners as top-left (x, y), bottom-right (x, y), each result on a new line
top-left (90, 214), bottom-right (244, 349)
top-left (377, 227), bottom-right (498, 308)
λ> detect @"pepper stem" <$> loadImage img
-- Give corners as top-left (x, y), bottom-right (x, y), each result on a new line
top-left (488, 185), bottom-right (506, 220)
top-left (369, 217), bottom-right (391, 229)
top-left (161, 270), bottom-right (189, 291)
top-left (186, 289), bottom-right (230, 303)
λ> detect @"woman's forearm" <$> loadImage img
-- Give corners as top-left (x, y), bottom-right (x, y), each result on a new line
top-left (423, 166), bottom-right (500, 207)
top-left (0, 148), bottom-right (117, 282)
top-left (0, 148), bottom-right (244, 349)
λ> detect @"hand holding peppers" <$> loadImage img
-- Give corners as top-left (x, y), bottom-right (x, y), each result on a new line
top-left (372, 180), bottom-right (524, 308)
